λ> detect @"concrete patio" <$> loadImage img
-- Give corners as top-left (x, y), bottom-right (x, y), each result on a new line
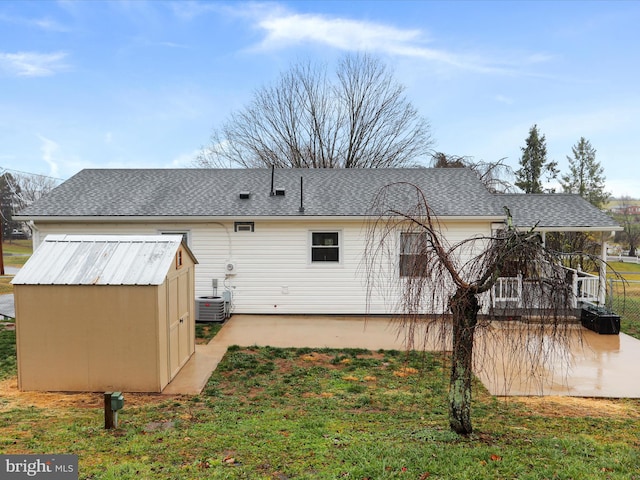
top-left (162, 314), bottom-right (640, 398)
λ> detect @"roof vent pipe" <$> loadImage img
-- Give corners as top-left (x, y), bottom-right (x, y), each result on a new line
top-left (299, 176), bottom-right (305, 213)
top-left (270, 164), bottom-right (275, 196)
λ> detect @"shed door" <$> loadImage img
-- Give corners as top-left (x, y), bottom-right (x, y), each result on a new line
top-left (168, 274), bottom-right (190, 378)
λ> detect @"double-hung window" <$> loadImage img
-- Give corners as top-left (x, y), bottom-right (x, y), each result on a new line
top-left (311, 232), bottom-right (340, 263)
top-left (400, 232), bottom-right (429, 277)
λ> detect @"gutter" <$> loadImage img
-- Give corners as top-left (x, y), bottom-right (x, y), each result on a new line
top-left (14, 214), bottom-right (509, 223)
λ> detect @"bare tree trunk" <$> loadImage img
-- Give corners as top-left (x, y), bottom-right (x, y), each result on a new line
top-left (448, 287), bottom-right (479, 434)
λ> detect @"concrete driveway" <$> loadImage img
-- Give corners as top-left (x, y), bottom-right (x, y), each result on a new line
top-left (163, 314), bottom-right (640, 398)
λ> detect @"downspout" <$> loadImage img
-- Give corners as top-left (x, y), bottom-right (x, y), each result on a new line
top-left (28, 221), bottom-right (41, 249)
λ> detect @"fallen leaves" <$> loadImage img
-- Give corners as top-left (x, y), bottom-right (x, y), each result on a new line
top-left (393, 367), bottom-right (419, 378)
top-left (480, 453), bottom-right (503, 466)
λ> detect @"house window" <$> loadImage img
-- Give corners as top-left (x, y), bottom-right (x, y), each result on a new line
top-left (234, 221), bottom-right (255, 232)
top-left (400, 232), bottom-right (430, 277)
top-left (311, 231), bottom-right (340, 263)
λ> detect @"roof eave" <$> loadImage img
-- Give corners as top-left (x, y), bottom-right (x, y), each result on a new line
top-left (518, 225), bottom-right (624, 233)
top-left (17, 214), bottom-right (508, 223)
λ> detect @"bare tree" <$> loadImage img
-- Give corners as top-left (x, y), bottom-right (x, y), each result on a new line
top-left (364, 182), bottom-right (581, 434)
top-left (614, 196), bottom-right (640, 257)
top-left (431, 152), bottom-right (516, 193)
top-left (196, 54), bottom-right (433, 169)
top-left (7, 171), bottom-right (59, 211)
top-left (1, 169), bottom-right (60, 235)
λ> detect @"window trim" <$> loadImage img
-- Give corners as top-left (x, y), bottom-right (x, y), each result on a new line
top-left (234, 221), bottom-right (255, 232)
top-left (309, 230), bottom-right (341, 265)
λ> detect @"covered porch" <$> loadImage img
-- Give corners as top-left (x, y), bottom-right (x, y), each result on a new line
top-left (492, 194), bottom-right (624, 318)
top-left (491, 230), bottom-right (616, 323)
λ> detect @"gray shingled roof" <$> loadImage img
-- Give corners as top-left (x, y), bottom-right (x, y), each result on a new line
top-left (17, 168), bottom-right (503, 218)
top-left (499, 193), bottom-right (621, 230)
top-left (16, 168), bottom-right (621, 230)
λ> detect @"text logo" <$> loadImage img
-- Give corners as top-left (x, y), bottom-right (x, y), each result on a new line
top-left (1, 455), bottom-right (78, 479)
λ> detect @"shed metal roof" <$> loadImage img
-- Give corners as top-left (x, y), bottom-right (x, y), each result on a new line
top-left (12, 235), bottom-right (196, 286)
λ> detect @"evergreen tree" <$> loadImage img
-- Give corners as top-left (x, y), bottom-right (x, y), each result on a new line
top-left (514, 125), bottom-right (558, 193)
top-left (560, 137), bottom-right (609, 209)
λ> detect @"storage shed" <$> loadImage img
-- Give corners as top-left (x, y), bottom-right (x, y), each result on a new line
top-left (12, 234), bottom-right (198, 392)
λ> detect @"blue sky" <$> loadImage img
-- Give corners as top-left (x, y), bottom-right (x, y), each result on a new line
top-left (1, 1), bottom-right (638, 197)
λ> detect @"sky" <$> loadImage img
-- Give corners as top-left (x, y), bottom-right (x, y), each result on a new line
top-left (1, 1), bottom-right (639, 198)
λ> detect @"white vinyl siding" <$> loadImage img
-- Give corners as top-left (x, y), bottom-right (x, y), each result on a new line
top-left (31, 219), bottom-right (492, 315)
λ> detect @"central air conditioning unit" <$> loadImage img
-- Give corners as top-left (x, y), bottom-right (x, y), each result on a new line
top-left (195, 296), bottom-right (225, 322)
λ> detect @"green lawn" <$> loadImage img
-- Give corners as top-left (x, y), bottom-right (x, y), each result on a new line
top-left (2, 239), bottom-right (32, 255)
top-left (1, 337), bottom-right (639, 479)
top-left (606, 262), bottom-right (640, 339)
top-left (2, 238), bottom-right (32, 270)
top-left (0, 239), bottom-right (32, 293)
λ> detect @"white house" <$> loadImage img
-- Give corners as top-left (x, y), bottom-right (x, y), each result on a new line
top-left (15, 168), bottom-right (621, 316)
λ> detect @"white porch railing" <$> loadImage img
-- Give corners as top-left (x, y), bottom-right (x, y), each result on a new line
top-left (492, 267), bottom-right (600, 310)
top-left (491, 274), bottom-right (522, 308)
top-left (605, 254), bottom-right (640, 264)
top-left (569, 268), bottom-right (600, 306)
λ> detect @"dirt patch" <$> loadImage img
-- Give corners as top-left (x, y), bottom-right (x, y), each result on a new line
top-left (511, 396), bottom-right (640, 419)
top-left (0, 377), bottom-right (181, 411)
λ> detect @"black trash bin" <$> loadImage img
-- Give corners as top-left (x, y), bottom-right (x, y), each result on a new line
top-left (580, 304), bottom-right (620, 335)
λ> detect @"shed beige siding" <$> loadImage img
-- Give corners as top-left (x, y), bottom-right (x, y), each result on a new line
top-left (14, 236), bottom-right (196, 392)
top-left (31, 219), bottom-right (491, 315)
top-left (16, 285), bottom-right (162, 391)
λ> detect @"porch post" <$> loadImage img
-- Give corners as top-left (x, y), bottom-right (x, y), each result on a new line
top-left (599, 232), bottom-right (607, 305)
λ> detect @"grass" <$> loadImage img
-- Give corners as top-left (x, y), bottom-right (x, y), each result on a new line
top-left (606, 262), bottom-right (640, 339)
top-left (0, 277), bottom-right (12, 294)
top-left (195, 322), bottom-right (223, 344)
top-left (608, 261), bottom-right (640, 275)
top-left (0, 239), bottom-right (32, 294)
top-left (1, 336), bottom-right (639, 479)
top-left (0, 327), bottom-right (17, 380)
top-left (2, 239), bottom-right (32, 256)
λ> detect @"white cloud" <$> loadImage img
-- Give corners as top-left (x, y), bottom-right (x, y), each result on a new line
top-left (168, 150), bottom-right (201, 168)
top-left (245, 8), bottom-right (542, 75)
top-left (494, 95), bottom-right (514, 105)
top-left (169, 1), bottom-right (221, 21)
top-left (258, 14), bottom-right (421, 50)
top-left (37, 135), bottom-right (60, 178)
top-left (0, 51), bottom-right (69, 77)
top-left (0, 12), bottom-right (69, 32)
top-left (172, 2), bottom-right (549, 75)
